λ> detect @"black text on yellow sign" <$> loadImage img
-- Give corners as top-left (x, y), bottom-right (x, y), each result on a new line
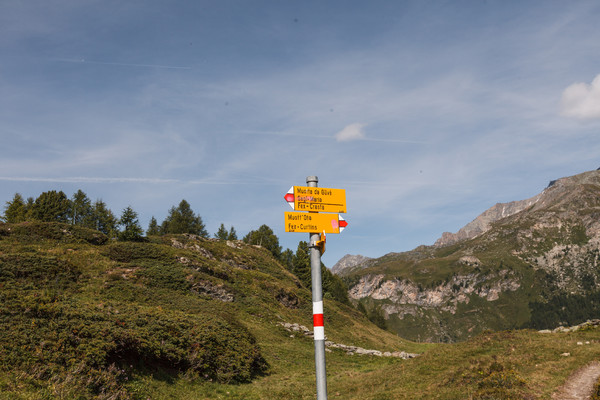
top-left (291, 186), bottom-right (346, 213)
top-left (284, 212), bottom-right (347, 234)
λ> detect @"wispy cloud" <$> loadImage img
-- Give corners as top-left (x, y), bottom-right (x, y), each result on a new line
top-left (560, 74), bottom-right (600, 120)
top-left (0, 176), bottom-right (280, 185)
top-left (53, 58), bottom-right (192, 70)
top-left (0, 177), bottom-right (180, 184)
top-left (335, 123), bottom-right (366, 142)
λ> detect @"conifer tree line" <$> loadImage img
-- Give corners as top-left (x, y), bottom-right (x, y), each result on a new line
top-left (1, 190), bottom-right (212, 242)
top-left (2, 189), bottom-right (349, 303)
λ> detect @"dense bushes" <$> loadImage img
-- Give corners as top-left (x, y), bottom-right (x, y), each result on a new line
top-left (103, 242), bottom-right (171, 263)
top-left (0, 221), bottom-right (108, 245)
top-left (0, 294), bottom-right (268, 397)
top-left (0, 253), bottom-right (80, 287)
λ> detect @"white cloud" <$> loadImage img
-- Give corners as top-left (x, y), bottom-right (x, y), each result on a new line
top-left (335, 123), bottom-right (366, 142)
top-left (560, 74), bottom-right (600, 120)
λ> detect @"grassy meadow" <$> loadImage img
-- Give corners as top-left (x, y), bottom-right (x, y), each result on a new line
top-left (1, 222), bottom-right (600, 399)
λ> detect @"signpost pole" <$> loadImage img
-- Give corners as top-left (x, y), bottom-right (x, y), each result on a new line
top-left (307, 175), bottom-right (328, 400)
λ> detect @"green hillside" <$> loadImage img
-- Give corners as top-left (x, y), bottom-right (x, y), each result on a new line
top-left (0, 221), bottom-right (421, 399)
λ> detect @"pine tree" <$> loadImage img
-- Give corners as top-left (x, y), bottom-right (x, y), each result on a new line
top-left (31, 190), bottom-right (70, 222)
top-left (147, 216), bottom-right (160, 236)
top-left (90, 200), bottom-right (117, 236)
top-left (292, 241), bottom-right (311, 288)
top-left (70, 189), bottom-right (92, 226)
top-left (160, 199), bottom-right (208, 237)
top-left (228, 226), bottom-right (238, 240)
top-left (243, 224), bottom-right (281, 259)
top-left (280, 248), bottom-right (294, 271)
top-left (215, 223), bottom-right (229, 240)
top-left (3, 193), bottom-right (27, 223)
top-left (321, 265), bottom-right (350, 304)
top-left (118, 206), bottom-right (143, 241)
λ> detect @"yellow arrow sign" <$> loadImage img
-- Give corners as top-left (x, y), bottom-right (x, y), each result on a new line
top-left (284, 212), bottom-right (347, 234)
top-left (284, 186), bottom-right (347, 213)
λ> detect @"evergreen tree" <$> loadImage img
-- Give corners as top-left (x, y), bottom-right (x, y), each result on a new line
top-left (215, 223), bottom-right (229, 240)
top-left (228, 226), bottom-right (238, 240)
top-left (70, 189), bottom-right (92, 226)
top-left (161, 199), bottom-right (208, 237)
top-left (292, 241), bottom-right (311, 288)
top-left (289, 240), bottom-right (349, 303)
top-left (280, 248), bottom-right (294, 271)
top-left (25, 197), bottom-right (34, 219)
top-left (118, 206), bottom-right (143, 241)
top-left (243, 224), bottom-right (282, 259)
top-left (3, 193), bottom-right (27, 223)
top-left (147, 216), bottom-right (160, 236)
top-left (368, 305), bottom-right (388, 330)
top-left (321, 265), bottom-right (350, 304)
top-left (31, 190), bottom-right (70, 222)
top-left (90, 200), bottom-right (117, 236)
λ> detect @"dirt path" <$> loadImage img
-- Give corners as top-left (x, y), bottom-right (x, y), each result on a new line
top-left (552, 362), bottom-right (600, 400)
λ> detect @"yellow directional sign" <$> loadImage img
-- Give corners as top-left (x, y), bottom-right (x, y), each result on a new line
top-left (284, 212), bottom-right (347, 234)
top-left (284, 186), bottom-right (346, 213)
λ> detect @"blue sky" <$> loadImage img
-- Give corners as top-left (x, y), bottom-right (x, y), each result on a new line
top-left (2, 1), bottom-right (600, 266)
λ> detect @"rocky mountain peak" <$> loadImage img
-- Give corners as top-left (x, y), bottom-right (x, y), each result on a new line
top-left (434, 169), bottom-right (600, 247)
top-left (331, 254), bottom-right (372, 276)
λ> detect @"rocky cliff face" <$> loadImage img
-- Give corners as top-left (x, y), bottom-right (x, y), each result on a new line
top-left (344, 169), bottom-right (600, 342)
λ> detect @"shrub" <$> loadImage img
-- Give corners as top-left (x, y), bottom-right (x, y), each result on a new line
top-left (0, 297), bottom-right (268, 398)
top-left (103, 242), bottom-right (171, 263)
top-left (0, 222), bottom-right (107, 245)
top-left (0, 254), bottom-right (80, 288)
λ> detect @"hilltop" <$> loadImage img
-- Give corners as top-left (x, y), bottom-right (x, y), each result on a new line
top-left (0, 221), bottom-right (414, 399)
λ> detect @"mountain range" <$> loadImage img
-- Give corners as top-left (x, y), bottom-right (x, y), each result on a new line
top-left (335, 168), bottom-right (600, 342)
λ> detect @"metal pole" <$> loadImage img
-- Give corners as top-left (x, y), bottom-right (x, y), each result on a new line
top-left (307, 175), bottom-right (328, 400)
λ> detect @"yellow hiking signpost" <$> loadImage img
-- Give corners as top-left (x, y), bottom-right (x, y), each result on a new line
top-left (283, 177), bottom-right (348, 400)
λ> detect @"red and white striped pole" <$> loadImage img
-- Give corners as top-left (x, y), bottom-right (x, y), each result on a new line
top-left (307, 176), bottom-right (328, 400)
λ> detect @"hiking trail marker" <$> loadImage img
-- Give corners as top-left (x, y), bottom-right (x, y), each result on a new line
top-left (284, 185), bottom-right (347, 213)
top-left (284, 212), bottom-right (347, 234)
top-left (283, 177), bottom-right (348, 400)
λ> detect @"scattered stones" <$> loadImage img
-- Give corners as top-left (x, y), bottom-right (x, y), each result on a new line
top-left (277, 322), bottom-right (419, 359)
top-left (191, 280), bottom-right (234, 302)
top-left (170, 238), bottom-right (215, 260)
top-left (226, 240), bottom-right (243, 249)
top-left (538, 319), bottom-right (600, 334)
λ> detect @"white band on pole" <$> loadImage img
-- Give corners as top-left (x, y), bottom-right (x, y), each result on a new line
top-left (314, 326), bottom-right (325, 341)
top-left (313, 301), bottom-right (323, 314)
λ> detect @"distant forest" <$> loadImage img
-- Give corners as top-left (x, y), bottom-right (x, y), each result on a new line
top-left (1, 189), bottom-right (351, 305)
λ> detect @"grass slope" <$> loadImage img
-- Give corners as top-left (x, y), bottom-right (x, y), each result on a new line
top-left (2, 222), bottom-right (600, 399)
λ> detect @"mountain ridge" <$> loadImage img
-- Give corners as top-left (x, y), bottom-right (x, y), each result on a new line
top-left (342, 168), bottom-right (600, 342)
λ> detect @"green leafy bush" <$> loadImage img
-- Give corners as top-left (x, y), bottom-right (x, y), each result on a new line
top-left (135, 262), bottom-right (191, 292)
top-left (0, 222), bottom-right (107, 245)
top-left (103, 242), bottom-right (171, 263)
top-left (0, 254), bottom-right (80, 288)
top-left (0, 296), bottom-right (268, 398)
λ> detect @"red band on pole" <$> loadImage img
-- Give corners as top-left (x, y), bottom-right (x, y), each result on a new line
top-left (313, 313), bottom-right (324, 327)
